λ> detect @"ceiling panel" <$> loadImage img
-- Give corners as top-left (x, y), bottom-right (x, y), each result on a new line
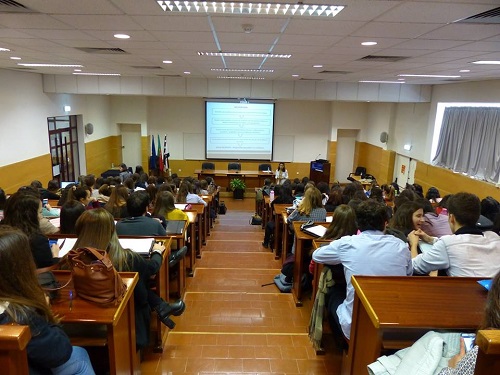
top-left (0, 0), bottom-right (498, 85)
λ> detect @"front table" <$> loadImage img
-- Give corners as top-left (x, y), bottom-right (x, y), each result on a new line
top-left (343, 275), bottom-right (488, 375)
top-left (51, 271), bottom-right (140, 375)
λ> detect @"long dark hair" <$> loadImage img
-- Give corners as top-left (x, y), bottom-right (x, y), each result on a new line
top-left (60, 200), bottom-right (86, 234)
top-left (0, 227), bottom-right (58, 323)
top-left (3, 192), bottom-right (41, 238)
top-left (389, 201), bottom-right (423, 232)
top-left (322, 205), bottom-right (357, 240)
top-left (482, 271), bottom-right (500, 330)
top-left (153, 191), bottom-right (176, 217)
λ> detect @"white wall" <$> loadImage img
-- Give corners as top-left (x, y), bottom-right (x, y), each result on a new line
top-left (0, 70), bottom-right (115, 167)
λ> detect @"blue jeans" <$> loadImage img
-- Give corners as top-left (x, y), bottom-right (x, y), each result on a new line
top-left (51, 346), bottom-right (95, 375)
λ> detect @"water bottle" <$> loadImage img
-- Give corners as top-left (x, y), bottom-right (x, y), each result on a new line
top-left (269, 189), bottom-right (275, 202)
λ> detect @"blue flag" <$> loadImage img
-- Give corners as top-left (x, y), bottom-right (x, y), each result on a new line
top-left (149, 135), bottom-right (157, 171)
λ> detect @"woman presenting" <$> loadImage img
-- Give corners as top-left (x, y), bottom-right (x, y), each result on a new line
top-left (275, 162), bottom-right (288, 185)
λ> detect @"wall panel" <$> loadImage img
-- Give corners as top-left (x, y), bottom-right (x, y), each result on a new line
top-left (0, 154), bottom-right (52, 193)
top-left (85, 136), bottom-right (122, 177)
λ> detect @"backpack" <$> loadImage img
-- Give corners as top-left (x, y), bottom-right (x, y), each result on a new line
top-left (273, 254), bottom-right (312, 293)
top-left (218, 201), bottom-right (227, 215)
top-left (255, 188), bottom-right (264, 202)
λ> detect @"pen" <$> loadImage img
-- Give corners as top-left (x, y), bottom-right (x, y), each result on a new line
top-left (69, 290), bottom-right (73, 311)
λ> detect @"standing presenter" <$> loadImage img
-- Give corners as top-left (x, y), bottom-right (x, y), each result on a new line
top-left (275, 162), bottom-right (288, 185)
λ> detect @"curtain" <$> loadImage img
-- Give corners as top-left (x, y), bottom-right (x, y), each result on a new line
top-left (432, 107), bottom-right (500, 183)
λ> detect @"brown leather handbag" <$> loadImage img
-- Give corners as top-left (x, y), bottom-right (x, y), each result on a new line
top-left (67, 247), bottom-right (127, 305)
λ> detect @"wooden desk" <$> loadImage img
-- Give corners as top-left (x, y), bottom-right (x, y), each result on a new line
top-left (343, 276), bottom-right (488, 375)
top-left (185, 204), bottom-right (204, 258)
top-left (185, 211), bottom-right (198, 276)
top-left (195, 169), bottom-right (274, 189)
top-left (475, 330), bottom-right (500, 374)
top-left (291, 221), bottom-right (330, 307)
top-left (51, 271), bottom-right (140, 375)
top-left (0, 325), bottom-right (31, 375)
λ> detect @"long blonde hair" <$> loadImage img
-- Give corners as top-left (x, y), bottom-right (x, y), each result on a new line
top-left (297, 187), bottom-right (323, 216)
top-left (73, 208), bottom-right (137, 271)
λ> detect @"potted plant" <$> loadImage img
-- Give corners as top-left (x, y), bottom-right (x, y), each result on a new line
top-left (230, 178), bottom-right (246, 200)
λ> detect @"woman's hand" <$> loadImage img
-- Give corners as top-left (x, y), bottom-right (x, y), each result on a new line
top-left (45, 203), bottom-right (52, 210)
top-left (413, 228), bottom-right (434, 244)
top-left (448, 338), bottom-right (466, 368)
top-left (51, 244), bottom-right (60, 257)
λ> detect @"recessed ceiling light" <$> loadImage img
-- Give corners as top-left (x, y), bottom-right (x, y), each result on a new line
top-left (184, 71), bottom-right (191, 75)
top-left (211, 68), bottom-right (274, 73)
top-left (398, 78), bottom-right (405, 81)
top-left (0, 47), bottom-right (11, 52)
top-left (198, 52), bottom-right (291, 58)
top-left (472, 60), bottom-right (500, 65)
top-left (292, 74), bottom-right (299, 77)
top-left (114, 34), bottom-right (130, 39)
top-left (163, 60), bottom-right (173, 64)
top-left (217, 76), bottom-right (265, 80)
top-left (361, 41), bottom-right (377, 46)
top-left (156, 1), bottom-right (345, 18)
top-left (10, 56), bottom-right (21, 60)
top-left (73, 72), bottom-right (120, 76)
top-left (313, 64), bottom-right (323, 68)
top-left (459, 69), bottom-right (470, 73)
top-left (19, 63), bottom-right (83, 67)
top-left (359, 80), bottom-right (405, 84)
top-left (74, 69), bottom-right (82, 72)
top-left (398, 74), bottom-right (461, 78)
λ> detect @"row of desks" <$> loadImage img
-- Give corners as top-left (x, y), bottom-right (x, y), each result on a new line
top-left (40, 192), bottom-right (218, 374)
top-left (257, 197), bottom-right (497, 374)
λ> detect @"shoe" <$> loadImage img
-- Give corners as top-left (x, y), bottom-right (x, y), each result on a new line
top-left (154, 299), bottom-right (186, 328)
top-left (168, 246), bottom-right (188, 268)
top-left (262, 242), bottom-right (269, 248)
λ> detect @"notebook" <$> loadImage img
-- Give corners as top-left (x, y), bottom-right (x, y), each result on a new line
top-left (57, 237), bottom-right (155, 256)
top-left (302, 225), bottom-right (327, 238)
top-left (165, 220), bottom-right (185, 235)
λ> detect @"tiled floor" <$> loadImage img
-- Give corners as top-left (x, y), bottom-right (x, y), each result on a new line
top-left (141, 198), bottom-right (343, 374)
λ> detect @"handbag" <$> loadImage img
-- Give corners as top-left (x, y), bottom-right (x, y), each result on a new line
top-left (67, 247), bottom-right (127, 305)
top-left (250, 213), bottom-right (262, 225)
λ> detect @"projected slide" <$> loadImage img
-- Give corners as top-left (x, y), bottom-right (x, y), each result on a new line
top-left (206, 101), bottom-right (274, 160)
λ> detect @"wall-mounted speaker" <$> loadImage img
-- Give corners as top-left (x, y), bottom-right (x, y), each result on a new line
top-left (380, 131), bottom-right (389, 143)
top-left (85, 123), bottom-right (94, 135)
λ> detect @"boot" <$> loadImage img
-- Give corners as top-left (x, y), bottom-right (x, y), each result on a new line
top-left (154, 299), bottom-right (186, 328)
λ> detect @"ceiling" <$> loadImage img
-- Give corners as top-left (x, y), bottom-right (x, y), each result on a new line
top-left (0, 0), bottom-right (500, 85)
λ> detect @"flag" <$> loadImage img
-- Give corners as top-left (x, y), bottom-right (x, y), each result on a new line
top-left (163, 134), bottom-right (170, 171)
top-left (157, 134), bottom-right (163, 172)
top-left (149, 135), bottom-right (157, 171)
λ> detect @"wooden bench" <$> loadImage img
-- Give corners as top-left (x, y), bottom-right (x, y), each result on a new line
top-left (475, 329), bottom-right (500, 374)
top-left (0, 325), bottom-right (31, 375)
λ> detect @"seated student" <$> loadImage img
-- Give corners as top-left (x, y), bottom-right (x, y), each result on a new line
top-left (381, 183), bottom-right (396, 207)
top-left (313, 200), bottom-right (412, 340)
top-left (288, 187), bottom-right (327, 255)
top-left (72, 209), bottom-right (185, 348)
top-left (440, 270), bottom-right (500, 374)
top-left (153, 191), bottom-right (188, 222)
top-left (388, 201), bottom-right (425, 236)
top-left (0, 227), bottom-right (95, 375)
top-left (116, 191), bottom-right (166, 236)
top-left (410, 192), bottom-right (500, 277)
top-left (199, 180), bottom-right (209, 195)
top-left (59, 200), bottom-right (86, 235)
top-left (419, 198), bottom-right (452, 238)
top-left (2, 191), bottom-right (60, 268)
top-left (35, 179), bottom-right (61, 200)
top-left (261, 184), bottom-right (295, 248)
top-left (426, 186), bottom-right (442, 205)
top-left (96, 184), bottom-right (112, 206)
top-left (118, 163), bottom-right (132, 182)
top-left (177, 181), bottom-right (207, 207)
top-left (67, 185), bottom-right (97, 209)
top-left (104, 185), bottom-right (129, 218)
